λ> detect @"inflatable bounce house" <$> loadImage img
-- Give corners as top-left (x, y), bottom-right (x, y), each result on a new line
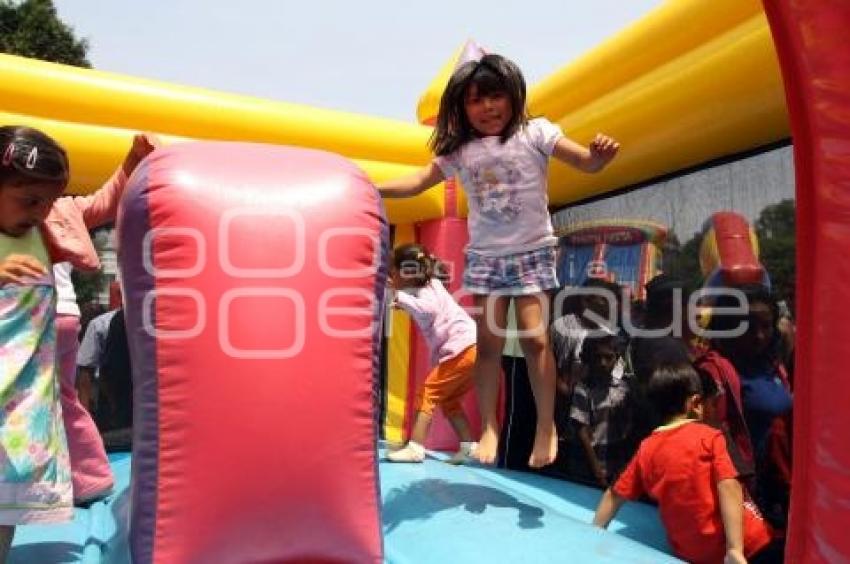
top-left (2, 0), bottom-right (849, 561)
top-left (555, 219), bottom-right (667, 301)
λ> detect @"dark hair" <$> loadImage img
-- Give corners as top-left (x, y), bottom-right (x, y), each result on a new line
top-left (583, 277), bottom-right (613, 291)
top-left (392, 243), bottom-right (447, 287)
top-left (696, 366), bottom-right (720, 399)
top-left (580, 332), bottom-right (624, 365)
top-left (647, 363), bottom-right (702, 421)
top-left (0, 126), bottom-right (69, 188)
top-left (709, 283), bottom-right (778, 331)
top-left (644, 273), bottom-right (684, 318)
top-left (430, 54), bottom-right (528, 156)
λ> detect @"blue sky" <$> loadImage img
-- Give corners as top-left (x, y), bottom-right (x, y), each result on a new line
top-left (53, 1), bottom-right (663, 122)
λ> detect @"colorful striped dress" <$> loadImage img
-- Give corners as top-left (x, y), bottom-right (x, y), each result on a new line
top-left (0, 228), bottom-right (72, 524)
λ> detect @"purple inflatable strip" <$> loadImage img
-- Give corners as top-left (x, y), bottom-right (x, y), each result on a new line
top-left (117, 162), bottom-right (159, 564)
top-left (369, 192), bottom-right (390, 557)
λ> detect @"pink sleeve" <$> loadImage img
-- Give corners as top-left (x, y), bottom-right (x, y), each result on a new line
top-left (68, 166), bottom-right (129, 229)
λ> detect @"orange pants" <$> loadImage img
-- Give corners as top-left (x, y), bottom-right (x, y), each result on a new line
top-left (415, 345), bottom-right (476, 417)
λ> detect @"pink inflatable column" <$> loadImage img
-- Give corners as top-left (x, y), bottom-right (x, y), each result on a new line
top-left (118, 143), bottom-right (386, 563)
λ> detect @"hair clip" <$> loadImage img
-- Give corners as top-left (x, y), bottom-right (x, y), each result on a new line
top-left (1, 143), bottom-right (13, 166)
top-left (25, 146), bottom-right (38, 169)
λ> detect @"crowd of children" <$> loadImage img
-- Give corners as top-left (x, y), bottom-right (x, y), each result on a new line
top-left (573, 275), bottom-right (792, 563)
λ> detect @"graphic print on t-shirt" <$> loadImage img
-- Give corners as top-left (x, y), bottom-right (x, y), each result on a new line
top-left (468, 157), bottom-right (522, 222)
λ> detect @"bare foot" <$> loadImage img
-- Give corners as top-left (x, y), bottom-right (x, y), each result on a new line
top-left (528, 424), bottom-right (557, 468)
top-left (476, 426), bottom-right (500, 465)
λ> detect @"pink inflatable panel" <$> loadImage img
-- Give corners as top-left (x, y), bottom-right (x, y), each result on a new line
top-left (117, 143), bottom-right (387, 563)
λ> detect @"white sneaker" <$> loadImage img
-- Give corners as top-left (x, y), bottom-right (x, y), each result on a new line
top-left (447, 441), bottom-right (478, 465)
top-left (386, 441), bottom-right (425, 463)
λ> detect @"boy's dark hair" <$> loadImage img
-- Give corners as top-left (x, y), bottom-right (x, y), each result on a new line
top-left (430, 54), bottom-right (528, 156)
top-left (696, 366), bottom-right (720, 399)
top-left (582, 277), bottom-right (613, 291)
top-left (392, 243), bottom-right (448, 287)
top-left (584, 277), bottom-right (622, 314)
top-left (644, 274), bottom-right (684, 319)
top-left (580, 332), bottom-right (624, 365)
top-left (647, 363), bottom-right (702, 422)
top-left (0, 125), bottom-right (69, 187)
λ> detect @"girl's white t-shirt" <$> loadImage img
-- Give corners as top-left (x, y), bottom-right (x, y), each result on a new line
top-left (53, 262), bottom-right (81, 317)
top-left (434, 117), bottom-right (563, 257)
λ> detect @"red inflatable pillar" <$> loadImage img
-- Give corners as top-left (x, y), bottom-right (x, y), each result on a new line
top-left (118, 143), bottom-right (386, 563)
top-left (763, 1), bottom-right (850, 561)
top-left (707, 212), bottom-right (764, 286)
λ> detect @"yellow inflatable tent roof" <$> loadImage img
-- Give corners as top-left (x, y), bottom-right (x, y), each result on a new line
top-left (0, 0), bottom-right (787, 224)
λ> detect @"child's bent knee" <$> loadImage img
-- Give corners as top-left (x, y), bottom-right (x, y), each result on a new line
top-left (520, 335), bottom-right (548, 356)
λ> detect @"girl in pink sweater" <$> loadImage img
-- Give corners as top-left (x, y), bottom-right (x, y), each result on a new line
top-left (387, 244), bottom-right (478, 464)
top-left (48, 132), bottom-right (159, 504)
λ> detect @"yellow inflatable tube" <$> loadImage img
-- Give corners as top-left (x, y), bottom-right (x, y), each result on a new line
top-left (0, 109), bottom-right (445, 224)
top-left (529, 0), bottom-right (765, 120)
top-left (545, 14), bottom-right (788, 205)
top-left (0, 0), bottom-right (789, 219)
top-left (384, 223), bottom-right (416, 443)
top-left (0, 54), bottom-right (432, 167)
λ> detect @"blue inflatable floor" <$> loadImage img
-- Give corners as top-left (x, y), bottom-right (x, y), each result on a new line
top-left (11, 449), bottom-right (679, 563)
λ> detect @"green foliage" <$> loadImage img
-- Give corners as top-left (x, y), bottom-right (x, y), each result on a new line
top-left (0, 0), bottom-right (89, 67)
top-left (670, 232), bottom-right (704, 295)
top-left (71, 267), bottom-right (105, 304)
top-left (756, 199), bottom-right (796, 305)
top-left (70, 226), bottom-right (113, 306)
top-left (665, 200), bottom-right (796, 307)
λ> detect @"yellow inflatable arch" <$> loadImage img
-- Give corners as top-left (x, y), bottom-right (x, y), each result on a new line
top-left (0, 0), bottom-right (790, 442)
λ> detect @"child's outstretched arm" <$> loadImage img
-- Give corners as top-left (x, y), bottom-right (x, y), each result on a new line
top-left (592, 488), bottom-right (627, 528)
top-left (74, 133), bottom-right (161, 229)
top-left (121, 133), bottom-right (160, 179)
top-left (717, 478), bottom-right (747, 564)
top-left (377, 162), bottom-right (445, 198)
top-left (552, 133), bottom-right (620, 173)
top-left (577, 424), bottom-right (609, 487)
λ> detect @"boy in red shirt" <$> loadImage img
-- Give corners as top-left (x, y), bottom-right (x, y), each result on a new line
top-left (592, 364), bottom-right (775, 564)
